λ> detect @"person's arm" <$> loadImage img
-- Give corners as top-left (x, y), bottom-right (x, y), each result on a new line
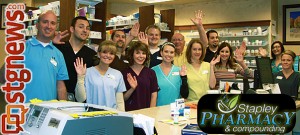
top-left (52, 30), bottom-right (69, 44)
top-left (57, 80), bottom-right (67, 100)
top-left (180, 75), bottom-right (189, 98)
top-left (209, 55), bottom-right (220, 89)
top-left (150, 92), bottom-right (157, 107)
top-left (116, 92), bottom-right (125, 111)
top-left (124, 23), bottom-right (140, 54)
top-left (75, 75), bottom-right (86, 102)
top-left (234, 51), bottom-right (253, 78)
top-left (123, 73), bottom-right (137, 101)
top-left (191, 10), bottom-right (208, 47)
top-left (179, 65), bottom-right (188, 98)
top-left (74, 57), bottom-right (87, 102)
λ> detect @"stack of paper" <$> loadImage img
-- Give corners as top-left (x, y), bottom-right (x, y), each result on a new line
top-left (133, 114), bottom-right (155, 135)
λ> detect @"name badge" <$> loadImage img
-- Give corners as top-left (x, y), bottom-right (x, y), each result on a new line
top-left (202, 70), bottom-right (208, 74)
top-left (123, 60), bottom-right (129, 63)
top-left (50, 57), bottom-right (57, 67)
top-left (228, 69), bottom-right (235, 72)
top-left (107, 74), bottom-right (115, 80)
top-left (157, 57), bottom-right (162, 60)
top-left (276, 76), bottom-right (283, 80)
top-left (172, 72), bottom-right (179, 76)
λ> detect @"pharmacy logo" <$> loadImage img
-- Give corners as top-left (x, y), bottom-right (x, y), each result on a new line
top-left (217, 95), bottom-right (239, 113)
top-left (197, 94), bottom-right (296, 134)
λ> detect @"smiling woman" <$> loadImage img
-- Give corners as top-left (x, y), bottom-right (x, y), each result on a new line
top-left (273, 50), bottom-right (300, 99)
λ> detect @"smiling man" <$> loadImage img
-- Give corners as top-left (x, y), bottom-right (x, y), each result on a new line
top-left (23, 10), bottom-right (69, 102)
top-left (53, 16), bottom-right (97, 101)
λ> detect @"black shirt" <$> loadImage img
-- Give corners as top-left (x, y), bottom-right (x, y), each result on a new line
top-left (110, 55), bottom-right (129, 72)
top-left (54, 41), bottom-right (97, 94)
top-left (150, 51), bottom-right (162, 68)
top-left (204, 47), bottom-right (216, 62)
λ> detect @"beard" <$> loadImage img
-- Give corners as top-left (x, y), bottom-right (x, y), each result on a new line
top-left (116, 41), bottom-right (124, 48)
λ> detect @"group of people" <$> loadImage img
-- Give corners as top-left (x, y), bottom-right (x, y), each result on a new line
top-left (2, 9), bottom-right (298, 112)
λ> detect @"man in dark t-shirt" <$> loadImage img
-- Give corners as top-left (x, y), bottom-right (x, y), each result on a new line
top-left (203, 30), bottom-right (219, 62)
top-left (53, 16), bottom-right (97, 101)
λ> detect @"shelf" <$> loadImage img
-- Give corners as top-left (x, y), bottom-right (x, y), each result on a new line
top-left (106, 23), bottom-right (134, 28)
top-left (161, 29), bottom-right (171, 32)
top-left (248, 66), bottom-right (257, 68)
top-left (219, 34), bottom-right (268, 38)
top-left (76, 0), bottom-right (102, 6)
top-left (88, 18), bottom-right (102, 22)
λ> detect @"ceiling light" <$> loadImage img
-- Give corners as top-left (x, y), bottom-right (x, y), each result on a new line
top-left (135, 0), bottom-right (173, 4)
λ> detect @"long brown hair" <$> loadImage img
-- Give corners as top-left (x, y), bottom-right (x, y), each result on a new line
top-left (214, 42), bottom-right (236, 69)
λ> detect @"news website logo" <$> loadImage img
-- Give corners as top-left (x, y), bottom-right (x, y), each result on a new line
top-left (197, 94), bottom-right (296, 134)
top-left (1, 3), bottom-right (31, 134)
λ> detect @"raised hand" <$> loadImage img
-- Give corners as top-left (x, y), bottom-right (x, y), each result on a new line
top-left (129, 22), bottom-right (140, 38)
top-left (235, 41), bottom-right (246, 56)
top-left (74, 57), bottom-right (86, 76)
top-left (210, 55), bottom-right (221, 66)
top-left (127, 73), bottom-right (137, 90)
top-left (258, 47), bottom-right (268, 57)
top-left (234, 50), bottom-right (244, 64)
top-left (138, 32), bottom-right (148, 45)
top-left (180, 65), bottom-right (187, 76)
top-left (53, 30), bottom-right (69, 44)
top-left (191, 10), bottom-right (204, 26)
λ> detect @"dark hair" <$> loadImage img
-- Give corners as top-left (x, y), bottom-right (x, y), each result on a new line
top-left (160, 42), bottom-right (176, 52)
top-left (271, 41), bottom-right (284, 60)
top-left (206, 29), bottom-right (218, 40)
top-left (186, 39), bottom-right (206, 64)
top-left (145, 25), bottom-right (161, 34)
top-left (111, 29), bottom-right (125, 40)
top-left (214, 42), bottom-right (236, 69)
top-left (71, 16), bottom-right (89, 27)
top-left (126, 41), bottom-right (150, 66)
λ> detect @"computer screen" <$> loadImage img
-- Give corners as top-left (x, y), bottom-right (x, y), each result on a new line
top-left (255, 56), bottom-right (274, 87)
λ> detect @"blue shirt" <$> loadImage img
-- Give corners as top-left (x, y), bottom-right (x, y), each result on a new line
top-left (271, 60), bottom-right (282, 73)
top-left (85, 67), bottom-right (126, 109)
top-left (23, 37), bottom-right (69, 102)
top-left (152, 65), bottom-right (182, 106)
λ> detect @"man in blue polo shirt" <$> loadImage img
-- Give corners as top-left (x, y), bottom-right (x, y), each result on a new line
top-left (23, 10), bottom-right (69, 102)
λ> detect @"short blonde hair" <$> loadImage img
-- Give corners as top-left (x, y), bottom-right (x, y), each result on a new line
top-left (98, 40), bottom-right (117, 55)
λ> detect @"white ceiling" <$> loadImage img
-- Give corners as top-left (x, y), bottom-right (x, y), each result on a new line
top-left (107, 0), bottom-right (205, 5)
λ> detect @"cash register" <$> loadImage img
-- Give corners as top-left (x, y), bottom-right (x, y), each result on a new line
top-left (22, 101), bottom-right (133, 135)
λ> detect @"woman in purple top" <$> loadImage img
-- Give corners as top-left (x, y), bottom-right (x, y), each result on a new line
top-left (122, 41), bottom-right (158, 111)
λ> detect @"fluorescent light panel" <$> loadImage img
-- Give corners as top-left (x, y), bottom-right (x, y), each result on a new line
top-left (135, 0), bottom-right (173, 4)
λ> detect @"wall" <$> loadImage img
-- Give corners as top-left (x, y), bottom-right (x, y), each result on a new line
top-left (277, 0), bottom-right (300, 55)
top-left (110, 0), bottom-right (271, 25)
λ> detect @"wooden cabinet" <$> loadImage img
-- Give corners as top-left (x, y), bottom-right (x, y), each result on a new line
top-left (139, 5), bottom-right (175, 41)
top-left (59, 0), bottom-right (107, 44)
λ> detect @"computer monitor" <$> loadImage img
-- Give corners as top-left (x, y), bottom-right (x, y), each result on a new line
top-left (255, 56), bottom-right (274, 89)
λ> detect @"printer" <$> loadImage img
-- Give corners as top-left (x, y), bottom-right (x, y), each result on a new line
top-left (22, 101), bottom-right (133, 135)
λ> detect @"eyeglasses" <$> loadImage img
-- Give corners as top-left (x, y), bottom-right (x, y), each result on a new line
top-left (172, 38), bottom-right (183, 42)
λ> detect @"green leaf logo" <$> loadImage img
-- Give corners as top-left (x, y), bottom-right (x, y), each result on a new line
top-left (228, 95), bottom-right (239, 109)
